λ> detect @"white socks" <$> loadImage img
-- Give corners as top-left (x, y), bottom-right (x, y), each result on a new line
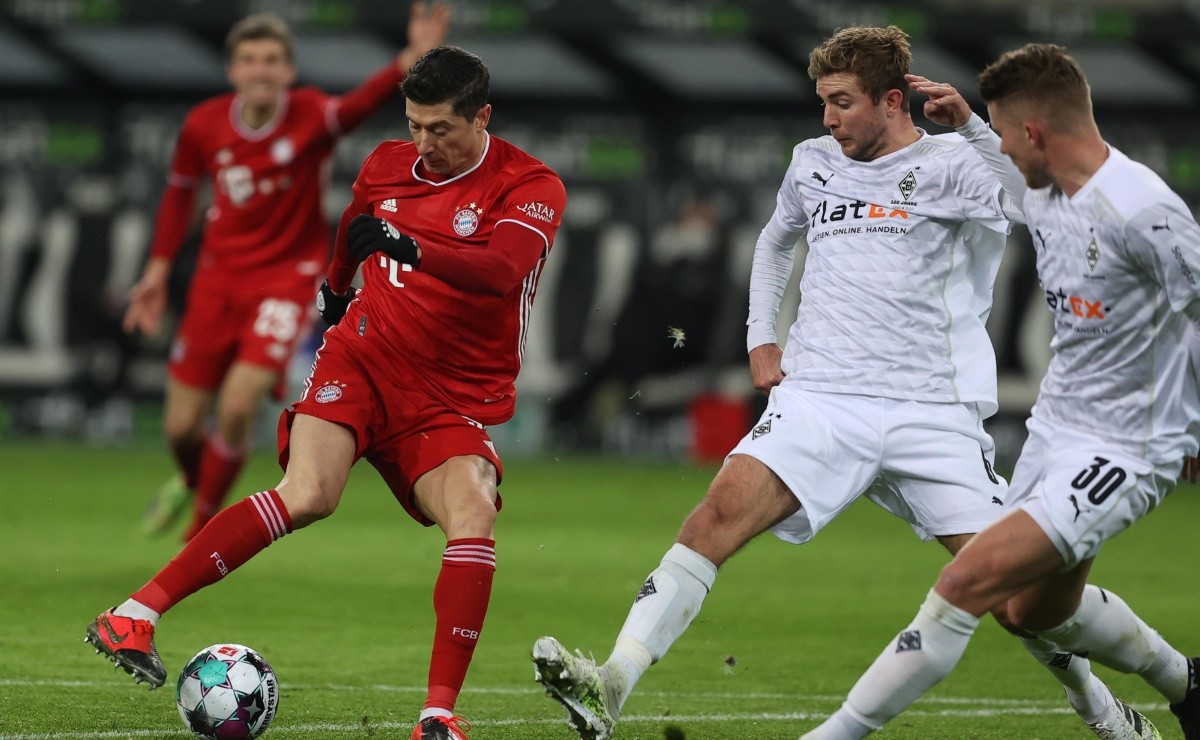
top-left (1035, 585), bottom-right (1189, 704)
top-left (803, 589), bottom-right (979, 739)
top-left (113, 599), bottom-right (160, 626)
top-left (1019, 635), bottom-right (1107, 721)
top-left (601, 544), bottom-right (717, 711)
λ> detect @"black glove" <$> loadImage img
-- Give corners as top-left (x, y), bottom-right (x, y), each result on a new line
top-left (316, 280), bottom-right (353, 326)
top-left (347, 214), bottom-right (420, 267)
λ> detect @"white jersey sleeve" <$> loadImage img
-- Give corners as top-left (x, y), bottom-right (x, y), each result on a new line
top-left (1024, 145), bottom-right (1200, 462)
top-left (748, 132), bottom-right (1011, 414)
top-left (747, 145), bottom-right (807, 351)
top-left (954, 113), bottom-right (1027, 224)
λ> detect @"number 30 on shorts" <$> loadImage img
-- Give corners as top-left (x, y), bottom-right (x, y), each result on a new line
top-left (1070, 456), bottom-right (1127, 505)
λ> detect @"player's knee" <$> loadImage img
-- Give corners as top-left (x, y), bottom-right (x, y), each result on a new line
top-left (1005, 596), bottom-right (1072, 632)
top-left (276, 480), bottom-right (340, 528)
top-left (933, 559), bottom-right (991, 613)
top-left (442, 493), bottom-right (497, 538)
top-left (215, 399), bottom-right (258, 438)
top-left (163, 409), bottom-right (205, 444)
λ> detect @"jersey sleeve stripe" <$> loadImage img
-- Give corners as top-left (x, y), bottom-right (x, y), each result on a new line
top-left (496, 218), bottom-right (550, 251)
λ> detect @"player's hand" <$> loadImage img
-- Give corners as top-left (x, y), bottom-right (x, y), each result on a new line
top-left (397, 1), bottom-right (452, 71)
top-left (749, 343), bottom-right (785, 395)
top-left (347, 215), bottom-right (422, 267)
top-left (906, 74), bottom-right (972, 129)
top-left (122, 257), bottom-right (171, 335)
top-left (316, 280), bottom-right (354, 326)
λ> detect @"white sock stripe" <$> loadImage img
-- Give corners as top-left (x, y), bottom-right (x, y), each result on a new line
top-left (445, 544), bottom-right (496, 556)
top-left (249, 492), bottom-right (287, 541)
top-left (444, 556), bottom-right (498, 567)
top-left (443, 544), bottom-right (496, 567)
top-left (247, 493), bottom-right (280, 540)
top-left (259, 493), bottom-right (288, 539)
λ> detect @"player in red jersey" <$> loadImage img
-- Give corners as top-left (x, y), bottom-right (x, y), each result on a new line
top-left (86, 46), bottom-right (567, 740)
top-left (129, 2), bottom-right (451, 542)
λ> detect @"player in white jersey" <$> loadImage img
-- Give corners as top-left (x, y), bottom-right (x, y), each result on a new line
top-left (802, 43), bottom-right (1200, 740)
top-left (530, 27), bottom-right (1155, 740)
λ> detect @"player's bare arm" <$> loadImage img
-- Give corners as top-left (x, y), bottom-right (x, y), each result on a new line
top-left (122, 256), bottom-right (171, 335)
top-left (748, 343), bottom-right (784, 394)
top-left (396, 1), bottom-right (452, 72)
top-left (906, 74), bottom-right (972, 129)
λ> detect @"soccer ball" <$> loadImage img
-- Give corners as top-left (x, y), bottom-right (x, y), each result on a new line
top-left (176, 643), bottom-right (279, 740)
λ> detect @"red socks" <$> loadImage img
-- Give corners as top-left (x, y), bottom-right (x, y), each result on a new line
top-left (170, 435), bottom-right (205, 490)
top-left (184, 435), bottom-right (247, 541)
top-left (133, 490), bottom-right (292, 615)
top-left (424, 539), bottom-right (496, 713)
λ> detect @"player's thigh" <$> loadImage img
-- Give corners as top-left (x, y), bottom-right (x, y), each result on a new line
top-left (877, 400), bottom-right (1006, 540)
top-left (1008, 420), bottom-right (1176, 570)
top-left (162, 377), bottom-right (215, 440)
top-left (937, 508), bottom-right (1067, 616)
top-left (724, 387), bottom-right (883, 546)
top-left (411, 454), bottom-right (500, 540)
top-left (370, 411), bottom-right (503, 533)
top-left (274, 413), bottom-right (357, 525)
top-left (215, 362), bottom-right (282, 432)
top-left (677, 454), bottom-right (799, 566)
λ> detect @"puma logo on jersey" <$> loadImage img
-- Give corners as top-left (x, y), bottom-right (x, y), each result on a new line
top-left (380, 198), bottom-right (397, 212)
top-left (811, 171), bottom-right (834, 186)
top-left (1069, 494), bottom-right (1083, 521)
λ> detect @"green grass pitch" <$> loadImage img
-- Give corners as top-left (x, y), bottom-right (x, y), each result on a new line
top-left (1, 440), bottom-right (1196, 739)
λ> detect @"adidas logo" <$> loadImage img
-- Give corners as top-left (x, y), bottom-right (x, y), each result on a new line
top-left (634, 576), bottom-right (657, 603)
top-left (380, 198), bottom-right (397, 212)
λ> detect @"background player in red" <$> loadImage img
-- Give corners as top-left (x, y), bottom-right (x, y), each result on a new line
top-left (128, 2), bottom-right (451, 542)
top-left (86, 45), bottom-right (567, 740)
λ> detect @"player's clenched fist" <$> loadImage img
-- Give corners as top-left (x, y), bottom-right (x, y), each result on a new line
top-left (316, 280), bottom-right (353, 326)
top-left (347, 215), bottom-right (421, 266)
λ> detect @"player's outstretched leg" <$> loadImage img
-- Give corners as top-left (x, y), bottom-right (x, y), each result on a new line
top-left (1171, 657), bottom-right (1200, 740)
top-left (532, 636), bottom-right (618, 740)
top-left (1083, 679), bottom-right (1162, 740)
top-left (141, 473), bottom-right (193, 535)
top-left (410, 715), bottom-right (471, 739)
top-left (83, 608), bottom-right (165, 688)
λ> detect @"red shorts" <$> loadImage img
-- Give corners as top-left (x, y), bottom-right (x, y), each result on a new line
top-left (277, 329), bottom-right (504, 526)
top-left (168, 277), bottom-right (315, 400)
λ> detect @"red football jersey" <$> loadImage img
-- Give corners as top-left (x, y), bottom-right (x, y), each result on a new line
top-left (152, 65), bottom-right (403, 288)
top-left (332, 133), bottom-right (566, 425)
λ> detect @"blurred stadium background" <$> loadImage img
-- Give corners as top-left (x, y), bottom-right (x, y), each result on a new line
top-left (2, 0), bottom-right (1200, 468)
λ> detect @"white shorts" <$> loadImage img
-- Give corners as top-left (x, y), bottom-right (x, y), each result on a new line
top-left (1009, 416), bottom-right (1180, 568)
top-left (728, 385), bottom-right (1007, 545)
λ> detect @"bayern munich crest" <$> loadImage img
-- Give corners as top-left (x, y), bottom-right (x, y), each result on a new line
top-left (453, 203), bottom-right (483, 236)
top-left (314, 382), bottom-right (344, 404)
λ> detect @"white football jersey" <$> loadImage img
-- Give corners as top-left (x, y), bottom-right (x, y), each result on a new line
top-left (1024, 146), bottom-right (1200, 462)
top-left (749, 131), bottom-right (1009, 415)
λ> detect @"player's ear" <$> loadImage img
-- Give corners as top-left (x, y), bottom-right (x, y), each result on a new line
top-left (884, 87), bottom-right (906, 115)
top-left (474, 103), bottom-right (492, 131)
